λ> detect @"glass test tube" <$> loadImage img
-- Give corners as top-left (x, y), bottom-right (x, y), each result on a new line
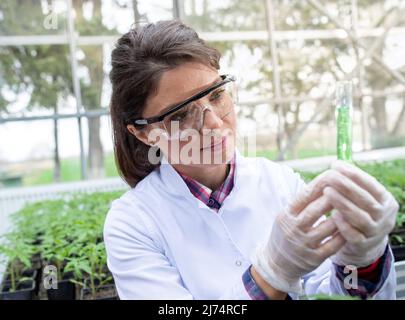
top-left (335, 81), bottom-right (353, 162)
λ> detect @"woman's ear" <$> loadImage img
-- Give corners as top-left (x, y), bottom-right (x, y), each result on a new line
top-left (127, 125), bottom-right (155, 146)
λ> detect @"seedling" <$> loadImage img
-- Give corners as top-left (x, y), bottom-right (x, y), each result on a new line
top-left (0, 233), bottom-right (35, 292)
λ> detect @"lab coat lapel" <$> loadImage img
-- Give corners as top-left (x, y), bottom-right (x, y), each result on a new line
top-left (159, 154), bottom-right (209, 210)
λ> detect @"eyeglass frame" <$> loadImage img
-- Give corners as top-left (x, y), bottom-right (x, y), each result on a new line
top-left (131, 74), bottom-right (236, 127)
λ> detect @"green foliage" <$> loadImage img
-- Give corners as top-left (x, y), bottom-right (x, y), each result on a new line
top-left (0, 232), bottom-right (35, 292)
top-left (1, 189), bottom-right (125, 296)
top-left (23, 153), bottom-right (118, 187)
top-left (0, 1), bottom-right (117, 181)
top-left (0, 0), bottom-right (115, 113)
top-left (303, 293), bottom-right (360, 300)
top-left (65, 242), bottom-right (112, 297)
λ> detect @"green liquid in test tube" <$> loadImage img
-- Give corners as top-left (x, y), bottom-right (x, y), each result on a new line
top-left (336, 81), bottom-right (353, 162)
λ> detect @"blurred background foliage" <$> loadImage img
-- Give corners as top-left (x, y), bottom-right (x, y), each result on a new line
top-left (0, 0), bottom-right (404, 187)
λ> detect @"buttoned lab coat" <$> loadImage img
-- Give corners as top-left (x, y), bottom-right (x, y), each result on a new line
top-left (103, 151), bottom-right (396, 299)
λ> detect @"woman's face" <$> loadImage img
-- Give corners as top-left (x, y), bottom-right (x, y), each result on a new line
top-left (135, 62), bottom-right (237, 169)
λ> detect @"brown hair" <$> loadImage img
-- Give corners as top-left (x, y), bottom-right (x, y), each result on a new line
top-left (109, 20), bottom-right (221, 187)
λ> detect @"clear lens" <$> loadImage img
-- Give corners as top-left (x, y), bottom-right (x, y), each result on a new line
top-left (162, 81), bottom-right (236, 139)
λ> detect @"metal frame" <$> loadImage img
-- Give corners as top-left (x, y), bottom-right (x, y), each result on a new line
top-left (66, 0), bottom-right (86, 179)
top-left (0, 0), bottom-right (404, 179)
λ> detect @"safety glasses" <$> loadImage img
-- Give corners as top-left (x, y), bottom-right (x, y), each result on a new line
top-left (131, 75), bottom-right (237, 135)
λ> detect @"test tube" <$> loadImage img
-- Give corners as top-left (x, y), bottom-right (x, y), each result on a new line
top-left (335, 81), bottom-right (353, 162)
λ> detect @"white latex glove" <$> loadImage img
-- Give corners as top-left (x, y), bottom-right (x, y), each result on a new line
top-left (321, 160), bottom-right (399, 267)
top-left (252, 187), bottom-right (346, 294)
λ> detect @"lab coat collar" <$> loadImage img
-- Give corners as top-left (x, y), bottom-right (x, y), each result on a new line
top-left (158, 149), bottom-right (247, 208)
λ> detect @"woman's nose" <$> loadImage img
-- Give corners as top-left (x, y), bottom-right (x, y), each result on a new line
top-left (201, 107), bottom-right (223, 131)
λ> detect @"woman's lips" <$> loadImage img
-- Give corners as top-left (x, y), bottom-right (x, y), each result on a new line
top-left (201, 136), bottom-right (227, 151)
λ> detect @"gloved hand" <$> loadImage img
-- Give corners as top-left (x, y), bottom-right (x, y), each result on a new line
top-left (322, 160), bottom-right (399, 267)
top-left (252, 187), bottom-right (346, 294)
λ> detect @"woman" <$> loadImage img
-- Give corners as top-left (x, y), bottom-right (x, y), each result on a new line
top-left (104, 20), bottom-right (398, 300)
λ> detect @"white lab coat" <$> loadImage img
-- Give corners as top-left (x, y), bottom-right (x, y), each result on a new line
top-left (103, 150), bottom-right (396, 299)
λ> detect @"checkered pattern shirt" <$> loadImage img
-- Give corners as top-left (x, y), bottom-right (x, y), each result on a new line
top-left (178, 156), bottom-right (235, 213)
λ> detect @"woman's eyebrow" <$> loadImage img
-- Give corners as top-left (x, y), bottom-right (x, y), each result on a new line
top-left (160, 76), bottom-right (222, 113)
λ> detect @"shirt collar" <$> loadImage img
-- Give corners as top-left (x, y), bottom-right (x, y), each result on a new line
top-left (159, 150), bottom-right (242, 210)
top-left (178, 155), bottom-right (236, 211)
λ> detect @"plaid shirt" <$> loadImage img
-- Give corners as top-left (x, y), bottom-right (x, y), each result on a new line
top-left (333, 245), bottom-right (391, 300)
top-left (177, 157), bottom-right (391, 300)
top-left (178, 156), bottom-right (236, 213)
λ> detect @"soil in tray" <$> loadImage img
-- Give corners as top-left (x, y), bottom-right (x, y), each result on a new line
top-left (81, 285), bottom-right (118, 300)
top-left (0, 279), bottom-right (36, 300)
